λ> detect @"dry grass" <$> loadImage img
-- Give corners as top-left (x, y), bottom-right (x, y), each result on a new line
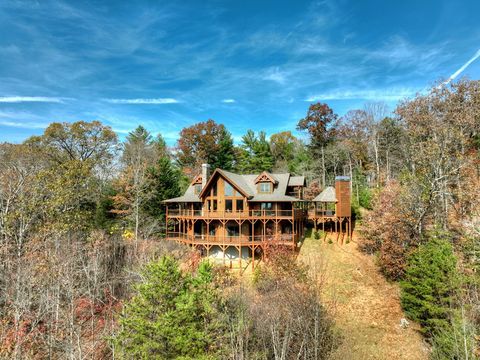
top-left (299, 232), bottom-right (429, 360)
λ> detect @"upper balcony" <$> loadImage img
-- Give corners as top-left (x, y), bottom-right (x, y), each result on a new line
top-left (166, 208), bottom-right (306, 220)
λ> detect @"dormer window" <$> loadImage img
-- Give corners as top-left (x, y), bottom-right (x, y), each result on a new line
top-left (259, 182), bottom-right (272, 193)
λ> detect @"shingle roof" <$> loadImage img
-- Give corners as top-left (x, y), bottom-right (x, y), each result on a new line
top-left (288, 176), bottom-right (305, 187)
top-left (163, 183), bottom-right (201, 203)
top-left (165, 169), bottom-right (306, 203)
top-left (312, 186), bottom-right (337, 202)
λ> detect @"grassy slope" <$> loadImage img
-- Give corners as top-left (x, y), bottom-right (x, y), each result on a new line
top-left (298, 232), bottom-right (429, 360)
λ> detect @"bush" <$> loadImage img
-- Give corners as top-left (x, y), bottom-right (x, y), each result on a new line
top-left (431, 313), bottom-right (477, 360)
top-left (229, 249), bottom-right (339, 360)
top-left (400, 235), bottom-right (459, 336)
top-left (360, 182), bottom-right (418, 280)
top-left (314, 230), bottom-right (321, 240)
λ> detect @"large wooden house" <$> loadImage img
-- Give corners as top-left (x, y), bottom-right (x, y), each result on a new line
top-left (164, 164), bottom-right (352, 268)
top-left (164, 164), bottom-right (307, 267)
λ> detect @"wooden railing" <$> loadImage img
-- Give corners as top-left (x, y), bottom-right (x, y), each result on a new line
top-left (308, 209), bottom-right (336, 217)
top-left (167, 209), bottom-right (306, 219)
top-left (166, 232), bottom-right (298, 245)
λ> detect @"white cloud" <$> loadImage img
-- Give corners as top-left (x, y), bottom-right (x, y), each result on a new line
top-left (0, 120), bottom-right (48, 129)
top-left (222, 99), bottom-right (236, 103)
top-left (263, 67), bottom-right (287, 84)
top-left (305, 87), bottom-right (420, 102)
top-left (105, 98), bottom-right (179, 104)
top-left (444, 48), bottom-right (480, 85)
top-left (0, 96), bottom-right (64, 103)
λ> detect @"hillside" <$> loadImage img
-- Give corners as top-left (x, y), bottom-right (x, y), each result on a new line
top-left (299, 233), bottom-right (429, 360)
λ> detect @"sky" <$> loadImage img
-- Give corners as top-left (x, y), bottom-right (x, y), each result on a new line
top-left (1, 0), bottom-right (480, 145)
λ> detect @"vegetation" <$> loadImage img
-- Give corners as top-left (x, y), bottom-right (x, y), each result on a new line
top-left (1, 79), bottom-right (479, 358)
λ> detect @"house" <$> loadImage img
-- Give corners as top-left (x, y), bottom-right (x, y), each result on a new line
top-left (164, 164), bottom-right (351, 269)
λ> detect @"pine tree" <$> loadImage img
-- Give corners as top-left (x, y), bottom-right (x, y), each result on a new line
top-left (237, 130), bottom-right (274, 173)
top-left (114, 257), bottom-right (226, 359)
top-left (400, 234), bottom-right (459, 336)
top-left (143, 156), bottom-right (181, 220)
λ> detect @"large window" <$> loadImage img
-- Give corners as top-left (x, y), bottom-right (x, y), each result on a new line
top-left (225, 182), bottom-right (234, 196)
top-left (225, 199), bottom-right (233, 211)
top-left (259, 182), bottom-right (272, 193)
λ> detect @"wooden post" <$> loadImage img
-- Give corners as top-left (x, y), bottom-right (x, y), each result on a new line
top-left (238, 246), bottom-right (242, 273)
top-left (252, 245), bottom-right (255, 270)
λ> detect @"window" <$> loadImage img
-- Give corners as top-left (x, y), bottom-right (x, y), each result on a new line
top-left (225, 182), bottom-right (234, 196)
top-left (194, 184), bottom-right (202, 195)
top-left (259, 182), bottom-right (272, 193)
top-left (225, 199), bottom-right (233, 211)
top-left (212, 200), bottom-right (217, 211)
top-left (261, 202), bottom-right (273, 210)
top-left (236, 199), bottom-right (244, 211)
top-left (213, 183), bottom-right (217, 196)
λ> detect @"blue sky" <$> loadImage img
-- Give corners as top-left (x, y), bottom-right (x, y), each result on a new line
top-left (1, 0), bottom-right (480, 144)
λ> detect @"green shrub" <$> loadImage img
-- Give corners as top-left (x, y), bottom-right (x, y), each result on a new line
top-left (314, 231), bottom-right (321, 240)
top-left (400, 235), bottom-right (459, 336)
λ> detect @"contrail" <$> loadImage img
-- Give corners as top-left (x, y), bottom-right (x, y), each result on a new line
top-left (444, 48), bottom-right (480, 85)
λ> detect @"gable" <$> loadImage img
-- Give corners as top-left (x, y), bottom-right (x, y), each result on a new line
top-left (254, 171), bottom-right (278, 185)
top-left (198, 169), bottom-right (251, 199)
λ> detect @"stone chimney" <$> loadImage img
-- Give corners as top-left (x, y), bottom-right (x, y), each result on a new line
top-left (201, 163), bottom-right (211, 189)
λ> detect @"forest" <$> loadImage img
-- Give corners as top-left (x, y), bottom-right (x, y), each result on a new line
top-left (0, 79), bottom-right (479, 359)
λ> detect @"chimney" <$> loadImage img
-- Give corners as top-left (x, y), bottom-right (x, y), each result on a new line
top-left (335, 176), bottom-right (351, 217)
top-left (201, 163), bottom-right (211, 189)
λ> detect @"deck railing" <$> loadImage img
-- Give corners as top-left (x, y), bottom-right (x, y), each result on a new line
top-left (167, 209), bottom-right (305, 219)
top-left (308, 209), bottom-right (336, 217)
top-left (166, 232), bottom-right (298, 245)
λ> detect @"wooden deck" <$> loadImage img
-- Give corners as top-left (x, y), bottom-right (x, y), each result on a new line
top-left (167, 209), bottom-right (306, 220)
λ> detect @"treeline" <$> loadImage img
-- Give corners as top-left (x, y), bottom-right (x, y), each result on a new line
top-left (360, 80), bottom-right (480, 358)
top-left (0, 79), bottom-right (479, 358)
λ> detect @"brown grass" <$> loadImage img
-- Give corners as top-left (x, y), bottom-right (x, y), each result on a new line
top-left (298, 231), bottom-right (429, 360)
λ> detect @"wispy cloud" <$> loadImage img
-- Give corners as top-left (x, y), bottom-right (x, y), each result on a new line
top-left (104, 98), bottom-right (179, 104)
top-left (306, 87), bottom-right (420, 102)
top-left (444, 48), bottom-right (480, 85)
top-left (263, 67), bottom-right (287, 84)
top-left (222, 99), bottom-right (235, 103)
top-left (0, 96), bottom-right (64, 103)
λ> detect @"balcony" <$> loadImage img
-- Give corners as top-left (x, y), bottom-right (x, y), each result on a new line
top-left (166, 209), bottom-right (306, 220)
top-left (165, 232), bottom-right (299, 245)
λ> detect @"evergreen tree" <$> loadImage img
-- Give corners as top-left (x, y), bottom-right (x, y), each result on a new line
top-left (400, 234), bottom-right (459, 336)
top-left (143, 156), bottom-right (182, 220)
top-left (237, 130), bottom-right (274, 173)
top-left (114, 257), bottom-right (226, 359)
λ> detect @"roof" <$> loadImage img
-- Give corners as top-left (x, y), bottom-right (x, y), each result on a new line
top-left (288, 176), bottom-right (305, 187)
top-left (164, 169), bottom-right (307, 203)
top-left (312, 186), bottom-right (337, 202)
top-left (163, 183), bottom-right (201, 203)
